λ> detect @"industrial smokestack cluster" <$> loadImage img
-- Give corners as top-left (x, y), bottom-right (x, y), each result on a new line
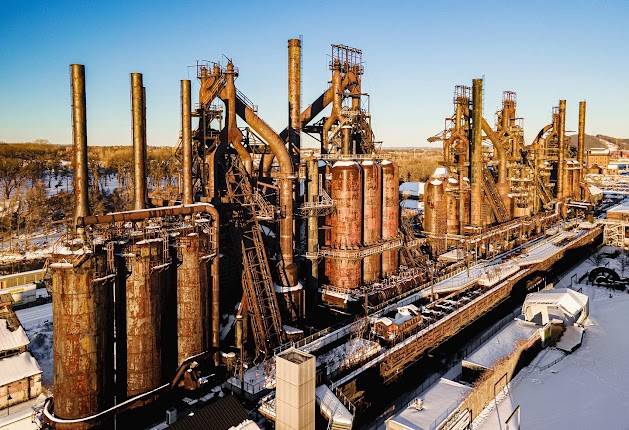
top-left (48, 65), bottom-right (220, 429)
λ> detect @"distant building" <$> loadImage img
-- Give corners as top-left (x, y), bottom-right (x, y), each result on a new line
top-left (0, 294), bottom-right (42, 411)
top-left (586, 147), bottom-right (610, 169)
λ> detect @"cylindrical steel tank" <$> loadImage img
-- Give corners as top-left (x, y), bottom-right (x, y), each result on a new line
top-left (51, 248), bottom-right (113, 428)
top-left (445, 178), bottom-right (459, 235)
top-left (362, 161), bottom-right (382, 283)
top-left (423, 177), bottom-right (447, 255)
top-left (125, 238), bottom-right (165, 398)
top-left (381, 160), bottom-right (399, 276)
top-left (176, 231), bottom-right (209, 366)
top-left (326, 161), bottom-right (362, 289)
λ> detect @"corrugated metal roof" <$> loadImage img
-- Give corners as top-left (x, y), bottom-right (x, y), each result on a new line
top-left (169, 395), bottom-right (249, 430)
top-left (0, 351), bottom-right (41, 386)
top-left (0, 318), bottom-right (29, 352)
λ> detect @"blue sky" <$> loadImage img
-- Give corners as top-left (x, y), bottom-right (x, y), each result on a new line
top-left (1, 0), bottom-right (628, 147)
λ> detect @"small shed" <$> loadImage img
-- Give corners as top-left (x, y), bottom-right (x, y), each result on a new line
top-left (522, 288), bottom-right (589, 326)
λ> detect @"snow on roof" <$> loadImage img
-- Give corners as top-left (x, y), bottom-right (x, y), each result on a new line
top-left (588, 185), bottom-right (603, 196)
top-left (316, 385), bottom-right (353, 426)
top-left (387, 378), bottom-right (472, 430)
top-left (464, 320), bottom-right (538, 369)
top-left (433, 166), bottom-right (448, 177)
top-left (0, 351), bottom-right (41, 386)
top-left (399, 182), bottom-right (425, 196)
top-left (523, 288), bottom-right (588, 320)
top-left (430, 179), bottom-right (443, 186)
top-left (229, 420), bottom-right (261, 430)
top-left (0, 318), bottom-right (29, 352)
top-left (332, 160), bottom-right (358, 168)
top-left (608, 200), bottom-right (629, 214)
top-left (401, 199), bottom-right (423, 210)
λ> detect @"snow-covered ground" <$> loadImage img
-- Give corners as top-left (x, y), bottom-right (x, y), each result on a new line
top-left (16, 303), bottom-right (53, 387)
top-left (473, 246), bottom-right (629, 430)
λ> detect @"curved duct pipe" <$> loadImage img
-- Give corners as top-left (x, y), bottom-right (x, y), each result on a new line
top-left (220, 63), bottom-right (252, 174)
top-left (322, 64), bottom-right (343, 153)
top-left (260, 69), bottom-right (360, 174)
top-left (77, 203), bottom-right (221, 352)
top-left (234, 96), bottom-right (297, 285)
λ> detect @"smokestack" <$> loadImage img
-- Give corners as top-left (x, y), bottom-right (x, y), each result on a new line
top-left (181, 80), bottom-right (193, 205)
top-left (70, 64), bottom-right (90, 233)
top-left (288, 38), bottom-right (301, 165)
top-left (578, 101), bottom-right (586, 199)
top-left (470, 78), bottom-right (483, 227)
top-left (557, 99), bottom-right (566, 201)
top-left (131, 72), bottom-right (148, 210)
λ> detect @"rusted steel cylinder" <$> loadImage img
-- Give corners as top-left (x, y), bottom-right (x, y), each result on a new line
top-left (181, 79), bottom-right (194, 205)
top-left (362, 161), bottom-right (382, 283)
top-left (326, 161), bottom-right (362, 289)
top-left (446, 181), bottom-right (460, 235)
top-left (51, 250), bottom-right (113, 428)
top-left (557, 99), bottom-right (567, 201)
top-left (470, 78), bottom-right (483, 227)
top-left (126, 239), bottom-right (164, 398)
top-left (176, 232), bottom-right (208, 365)
top-left (131, 73), bottom-right (148, 210)
top-left (423, 177), bottom-right (447, 255)
top-left (70, 64), bottom-right (90, 231)
top-left (381, 160), bottom-right (399, 276)
top-left (288, 38), bottom-right (301, 164)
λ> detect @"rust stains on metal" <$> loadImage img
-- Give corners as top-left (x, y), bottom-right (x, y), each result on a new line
top-left (362, 161), bottom-right (382, 283)
top-left (381, 160), bottom-right (399, 276)
top-left (51, 251), bottom-right (113, 428)
top-left (181, 79), bottom-right (194, 205)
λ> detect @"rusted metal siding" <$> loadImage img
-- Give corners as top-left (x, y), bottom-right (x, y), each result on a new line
top-left (326, 162), bottom-right (362, 289)
top-left (176, 233), bottom-right (209, 365)
top-left (51, 252), bottom-right (113, 427)
top-left (362, 161), bottom-right (382, 283)
top-left (125, 240), bottom-right (164, 398)
top-left (381, 160), bottom-right (399, 276)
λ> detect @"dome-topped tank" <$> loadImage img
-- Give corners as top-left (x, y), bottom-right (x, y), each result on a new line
top-left (381, 160), bottom-right (399, 276)
top-left (362, 160), bottom-right (382, 283)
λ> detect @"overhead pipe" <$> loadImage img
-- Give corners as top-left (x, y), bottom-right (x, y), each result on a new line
top-left (70, 64), bottom-right (90, 234)
top-left (78, 203), bottom-right (221, 352)
top-left (235, 95), bottom-right (297, 285)
top-left (288, 38), bottom-right (301, 165)
top-left (557, 99), bottom-right (567, 201)
top-left (470, 78), bottom-right (483, 227)
top-left (181, 79), bottom-right (194, 205)
top-left (131, 72), bottom-right (148, 210)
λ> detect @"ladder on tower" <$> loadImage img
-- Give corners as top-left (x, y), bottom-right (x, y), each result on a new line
top-left (482, 166), bottom-right (510, 223)
top-left (225, 158), bottom-right (284, 355)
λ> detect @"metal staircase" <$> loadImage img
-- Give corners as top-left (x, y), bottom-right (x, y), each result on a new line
top-left (225, 157), bottom-right (284, 355)
top-left (482, 166), bottom-right (510, 223)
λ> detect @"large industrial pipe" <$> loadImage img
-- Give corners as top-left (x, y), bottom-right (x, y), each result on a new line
top-left (557, 99), bottom-right (567, 201)
top-left (181, 80), bottom-right (194, 205)
top-left (470, 79), bottom-right (483, 227)
top-left (219, 63), bottom-right (253, 174)
top-left (577, 100), bottom-right (586, 199)
top-left (234, 98), bottom-right (297, 285)
top-left (261, 71), bottom-right (359, 174)
top-left (322, 63), bottom-right (343, 153)
top-left (288, 38), bottom-right (301, 165)
top-left (131, 73), bottom-right (148, 210)
top-left (70, 64), bottom-right (90, 232)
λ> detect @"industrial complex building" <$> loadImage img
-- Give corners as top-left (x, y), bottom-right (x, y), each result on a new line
top-left (30, 40), bottom-right (611, 429)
